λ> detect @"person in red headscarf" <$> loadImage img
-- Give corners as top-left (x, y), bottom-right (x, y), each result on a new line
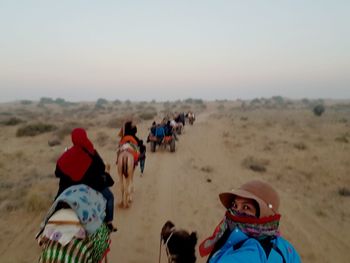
top-left (55, 128), bottom-right (117, 232)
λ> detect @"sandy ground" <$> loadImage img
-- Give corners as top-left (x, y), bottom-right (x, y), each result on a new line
top-left (0, 100), bottom-right (349, 262)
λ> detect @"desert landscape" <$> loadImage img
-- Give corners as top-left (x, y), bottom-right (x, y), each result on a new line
top-left (0, 97), bottom-right (349, 263)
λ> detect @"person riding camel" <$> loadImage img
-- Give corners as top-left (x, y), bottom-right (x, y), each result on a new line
top-left (54, 128), bottom-right (117, 232)
top-left (117, 121), bottom-right (141, 167)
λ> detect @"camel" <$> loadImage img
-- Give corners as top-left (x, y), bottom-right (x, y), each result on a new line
top-left (116, 150), bottom-right (135, 208)
top-left (36, 185), bottom-right (111, 263)
top-left (160, 221), bottom-right (198, 263)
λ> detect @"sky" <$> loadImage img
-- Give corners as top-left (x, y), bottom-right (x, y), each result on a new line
top-left (0, 0), bottom-right (349, 102)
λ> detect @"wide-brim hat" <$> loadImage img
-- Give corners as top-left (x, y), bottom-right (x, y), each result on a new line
top-left (219, 180), bottom-right (280, 218)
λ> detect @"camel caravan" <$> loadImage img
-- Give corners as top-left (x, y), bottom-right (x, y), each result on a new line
top-left (35, 111), bottom-right (196, 263)
top-left (34, 110), bottom-right (301, 263)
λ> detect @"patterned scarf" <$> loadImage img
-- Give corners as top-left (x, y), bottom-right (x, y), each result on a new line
top-left (199, 209), bottom-right (281, 257)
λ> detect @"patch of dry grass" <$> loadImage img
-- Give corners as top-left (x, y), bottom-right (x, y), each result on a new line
top-left (200, 165), bottom-right (214, 173)
top-left (293, 142), bottom-right (307, 150)
top-left (242, 156), bottom-right (269, 172)
top-left (16, 123), bottom-right (57, 137)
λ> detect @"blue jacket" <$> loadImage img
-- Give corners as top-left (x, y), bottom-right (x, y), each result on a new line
top-left (209, 228), bottom-right (301, 263)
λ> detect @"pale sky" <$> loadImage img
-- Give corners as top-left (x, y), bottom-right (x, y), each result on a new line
top-left (0, 0), bottom-right (349, 102)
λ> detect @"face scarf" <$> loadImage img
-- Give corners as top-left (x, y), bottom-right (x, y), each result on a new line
top-left (57, 128), bottom-right (95, 181)
top-left (199, 209), bottom-right (281, 257)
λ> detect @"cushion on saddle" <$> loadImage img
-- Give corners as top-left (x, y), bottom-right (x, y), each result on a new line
top-left (164, 136), bottom-right (173, 143)
top-left (39, 224), bottom-right (110, 263)
top-left (118, 143), bottom-right (140, 162)
top-left (119, 135), bottom-right (138, 146)
top-left (39, 185), bottom-right (106, 237)
top-left (42, 209), bottom-right (86, 246)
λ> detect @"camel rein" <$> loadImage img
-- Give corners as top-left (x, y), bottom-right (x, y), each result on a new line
top-left (159, 227), bottom-right (176, 263)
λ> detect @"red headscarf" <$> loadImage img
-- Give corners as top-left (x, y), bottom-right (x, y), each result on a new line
top-left (57, 128), bottom-right (95, 181)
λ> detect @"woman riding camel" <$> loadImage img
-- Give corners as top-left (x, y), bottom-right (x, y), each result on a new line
top-left (199, 180), bottom-right (301, 263)
top-left (55, 128), bottom-right (117, 232)
top-left (118, 121), bottom-right (141, 166)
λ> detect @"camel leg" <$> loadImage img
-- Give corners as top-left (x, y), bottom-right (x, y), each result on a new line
top-left (117, 173), bottom-right (124, 207)
top-left (124, 177), bottom-right (130, 208)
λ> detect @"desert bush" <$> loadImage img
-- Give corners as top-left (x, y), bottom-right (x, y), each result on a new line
top-left (338, 187), bottom-right (350, 197)
top-left (250, 98), bottom-right (261, 105)
top-left (96, 131), bottom-right (109, 147)
top-left (25, 192), bottom-right (52, 212)
top-left (313, 104), bottom-right (325, 116)
top-left (200, 165), bottom-right (213, 173)
top-left (54, 122), bottom-right (80, 140)
top-left (194, 99), bottom-right (204, 105)
top-left (95, 98), bottom-right (108, 109)
top-left (55, 97), bottom-right (70, 106)
top-left (107, 117), bottom-right (125, 128)
top-left (1, 200), bottom-right (21, 212)
top-left (272, 96), bottom-right (284, 104)
top-left (184, 98), bottom-right (193, 104)
top-left (1, 117), bottom-right (24, 126)
top-left (293, 142), bottom-right (307, 150)
top-left (301, 98), bottom-right (310, 105)
top-left (242, 156), bottom-right (269, 172)
top-left (217, 104), bottom-right (225, 111)
top-left (198, 103), bottom-right (207, 110)
top-left (39, 97), bottom-right (55, 104)
top-left (113, 99), bottom-right (122, 105)
top-left (139, 110), bottom-right (157, 120)
top-left (20, 100), bottom-right (33, 105)
top-left (163, 101), bottom-right (171, 108)
top-left (135, 103), bottom-right (145, 110)
top-left (222, 131), bottom-right (229, 137)
top-left (335, 135), bottom-right (349, 143)
top-left (16, 123), bottom-right (57, 137)
top-left (0, 181), bottom-right (14, 190)
top-left (48, 137), bottom-right (61, 147)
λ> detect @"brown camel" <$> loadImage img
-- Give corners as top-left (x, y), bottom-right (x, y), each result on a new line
top-left (116, 150), bottom-right (135, 208)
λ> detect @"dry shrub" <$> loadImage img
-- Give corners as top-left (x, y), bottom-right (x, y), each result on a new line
top-left (222, 131), bottom-right (230, 137)
top-left (25, 192), bottom-right (52, 212)
top-left (138, 110), bottom-right (157, 120)
top-left (217, 104), bottom-right (225, 111)
top-left (107, 117), bottom-right (125, 128)
top-left (54, 122), bottom-right (80, 140)
top-left (0, 200), bottom-right (22, 212)
top-left (338, 187), bottom-right (350, 197)
top-left (313, 104), bottom-right (325, 116)
top-left (96, 131), bottom-right (109, 147)
top-left (293, 142), bottom-right (307, 150)
top-left (335, 135), bottom-right (349, 143)
top-left (1, 117), bottom-right (24, 126)
top-left (48, 137), bottom-right (61, 147)
top-left (0, 181), bottom-right (14, 190)
top-left (315, 208), bottom-right (327, 217)
top-left (242, 156), bottom-right (269, 172)
top-left (16, 123), bottom-right (57, 137)
top-left (200, 166), bottom-right (213, 173)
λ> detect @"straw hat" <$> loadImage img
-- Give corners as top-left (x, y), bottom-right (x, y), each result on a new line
top-left (219, 180), bottom-right (280, 218)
